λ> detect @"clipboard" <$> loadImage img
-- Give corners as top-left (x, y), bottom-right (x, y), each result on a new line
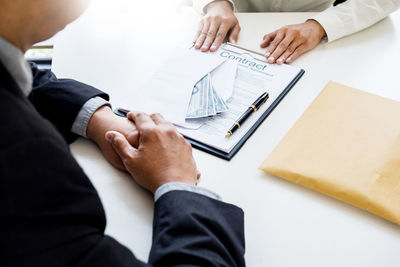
top-left (183, 43), bottom-right (304, 160)
top-left (115, 43), bottom-right (304, 161)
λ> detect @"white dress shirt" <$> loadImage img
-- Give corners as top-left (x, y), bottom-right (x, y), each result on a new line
top-left (193, 0), bottom-right (400, 42)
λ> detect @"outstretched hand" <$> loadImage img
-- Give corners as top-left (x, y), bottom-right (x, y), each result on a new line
top-left (194, 0), bottom-right (240, 52)
top-left (260, 20), bottom-right (326, 64)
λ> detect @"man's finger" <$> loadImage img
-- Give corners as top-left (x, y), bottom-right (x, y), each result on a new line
top-left (286, 44), bottom-right (308, 63)
top-left (228, 23), bottom-right (240, 44)
top-left (264, 30), bottom-right (285, 62)
top-left (201, 21), bottom-right (220, 52)
top-left (105, 131), bottom-right (137, 160)
top-left (127, 112), bottom-right (156, 131)
top-left (268, 34), bottom-right (294, 64)
top-left (210, 24), bottom-right (230, 52)
top-left (260, 32), bottom-right (276, 49)
top-left (150, 113), bottom-right (168, 125)
top-left (277, 40), bottom-right (302, 64)
top-left (194, 20), bottom-right (210, 49)
top-left (193, 20), bottom-right (204, 43)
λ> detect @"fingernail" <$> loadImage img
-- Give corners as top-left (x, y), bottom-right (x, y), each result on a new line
top-left (211, 45), bottom-right (216, 50)
top-left (277, 58), bottom-right (283, 64)
top-left (106, 132), bottom-right (115, 142)
top-left (268, 56), bottom-right (275, 63)
top-left (286, 57), bottom-right (292, 63)
top-left (265, 52), bottom-right (271, 57)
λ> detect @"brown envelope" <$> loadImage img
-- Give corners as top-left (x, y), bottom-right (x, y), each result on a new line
top-left (260, 81), bottom-right (400, 225)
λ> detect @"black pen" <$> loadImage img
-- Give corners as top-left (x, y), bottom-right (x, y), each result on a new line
top-left (225, 92), bottom-right (269, 138)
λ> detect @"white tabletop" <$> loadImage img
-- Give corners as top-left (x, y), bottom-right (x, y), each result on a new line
top-left (52, 1), bottom-right (400, 266)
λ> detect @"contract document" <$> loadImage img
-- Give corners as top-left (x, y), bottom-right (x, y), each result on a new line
top-left (123, 43), bottom-right (304, 160)
top-left (178, 43), bottom-right (304, 159)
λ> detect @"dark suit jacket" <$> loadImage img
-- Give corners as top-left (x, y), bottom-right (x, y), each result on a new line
top-left (0, 62), bottom-right (245, 267)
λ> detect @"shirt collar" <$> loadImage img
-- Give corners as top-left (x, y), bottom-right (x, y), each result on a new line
top-left (0, 36), bottom-right (33, 96)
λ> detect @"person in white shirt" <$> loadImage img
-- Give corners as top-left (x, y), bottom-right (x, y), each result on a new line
top-left (193, 0), bottom-right (400, 64)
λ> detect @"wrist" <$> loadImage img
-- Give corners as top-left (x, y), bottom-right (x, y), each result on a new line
top-left (206, 0), bottom-right (233, 14)
top-left (306, 19), bottom-right (327, 40)
top-left (87, 105), bottom-right (115, 143)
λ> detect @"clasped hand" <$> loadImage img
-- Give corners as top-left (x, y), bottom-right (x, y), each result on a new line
top-left (87, 107), bottom-right (200, 194)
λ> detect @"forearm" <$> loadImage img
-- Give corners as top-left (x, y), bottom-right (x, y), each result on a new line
top-left (193, 0), bottom-right (234, 14)
top-left (312, 0), bottom-right (400, 42)
top-left (87, 105), bottom-right (139, 171)
top-left (71, 96), bottom-right (111, 137)
top-left (29, 63), bottom-right (109, 143)
top-left (87, 105), bottom-right (138, 148)
top-left (86, 105), bottom-right (116, 144)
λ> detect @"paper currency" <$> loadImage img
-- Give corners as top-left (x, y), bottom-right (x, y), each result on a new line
top-left (213, 86), bottom-right (229, 114)
top-left (207, 76), bottom-right (216, 116)
top-left (186, 75), bottom-right (209, 118)
top-left (186, 73), bottom-right (229, 119)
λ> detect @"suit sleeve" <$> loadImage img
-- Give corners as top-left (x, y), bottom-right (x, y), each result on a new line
top-left (2, 138), bottom-right (245, 266)
top-left (149, 190), bottom-right (246, 267)
top-left (311, 0), bottom-right (400, 42)
top-left (28, 63), bottom-right (109, 143)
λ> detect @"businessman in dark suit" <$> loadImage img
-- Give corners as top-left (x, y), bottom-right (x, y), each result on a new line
top-left (0, 0), bottom-right (245, 266)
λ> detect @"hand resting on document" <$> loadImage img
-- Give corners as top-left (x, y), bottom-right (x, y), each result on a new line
top-left (194, 0), bottom-right (240, 52)
top-left (194, 0), bottom-right (326, 64)
top-left (260, 20), bottom-right (326, 64)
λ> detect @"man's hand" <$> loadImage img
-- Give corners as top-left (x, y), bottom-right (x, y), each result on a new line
top-left (87, 106), bottom-right (139, 171)
top-left (105, 112), bottom-right (199, 194)
top-left (260, 20), bottom-right (326, 64)
top-left (194, 0), bottom-right (240, 52)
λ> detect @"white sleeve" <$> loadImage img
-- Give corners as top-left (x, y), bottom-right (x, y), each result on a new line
top-left (71, 96), bottom-right (111, 138)
top-left (192, 0), bottom-right (234, 15)
top-left (311, 0), bottom-right (400, 42)
top-left (154, 182), bottom-right (222, 202)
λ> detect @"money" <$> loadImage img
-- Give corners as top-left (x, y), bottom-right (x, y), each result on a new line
top-left (186, 76), bottom-right (208, 118)
top-left (213, 86), bottom-right (229, 114)
top-left (186, 73), bottom-right (229, 119)
top-left (207, 76), bottom-right (216, 116)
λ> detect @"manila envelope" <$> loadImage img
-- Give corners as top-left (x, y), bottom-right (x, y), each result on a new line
top-left (260, 81), bottom-right (400, 225)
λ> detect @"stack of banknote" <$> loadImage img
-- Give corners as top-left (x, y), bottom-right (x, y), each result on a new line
top-left (186, 73), bottom-right (229, 119)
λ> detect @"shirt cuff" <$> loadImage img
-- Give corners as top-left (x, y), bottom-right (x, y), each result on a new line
top-left (193, 0), bottom-right (234, 15)
top-left (71, 96), bottom-right (111, 137)
top-left (311, 10), bottom-right (346, 43)
top-left (154, 182), bottom-right (222, 202)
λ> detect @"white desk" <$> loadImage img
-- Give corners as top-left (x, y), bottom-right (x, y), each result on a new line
top-left (52, 1), bottom-right (400, 266)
